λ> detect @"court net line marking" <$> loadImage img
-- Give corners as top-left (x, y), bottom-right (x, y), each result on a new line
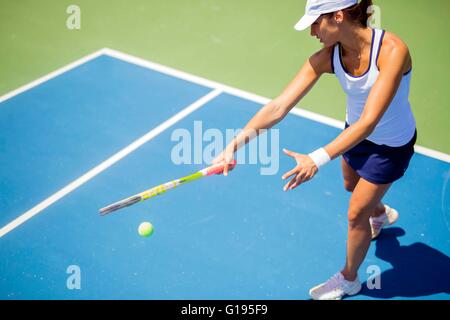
top-left (0, 89), bottom-right (222, 238)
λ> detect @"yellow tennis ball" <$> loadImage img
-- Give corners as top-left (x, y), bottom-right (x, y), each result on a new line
top-left (138, 222), bottom-right (154, 237)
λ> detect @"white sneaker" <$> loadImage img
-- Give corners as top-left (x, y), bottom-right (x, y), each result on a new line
top-left (370, 205), bottom-right (399, 239)
top-left (309, 272), bottom-right (362, 300)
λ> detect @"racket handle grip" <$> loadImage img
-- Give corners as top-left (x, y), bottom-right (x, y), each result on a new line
top-left (99, 195), bottom-right (142, 215)
top-left (206, 160), bottom-right (237, 176)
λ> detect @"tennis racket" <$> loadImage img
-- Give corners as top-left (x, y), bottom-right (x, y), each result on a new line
top-left (99, 160), bottom-right (236, 216)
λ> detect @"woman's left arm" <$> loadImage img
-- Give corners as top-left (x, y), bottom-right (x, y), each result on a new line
top-left (282, 42), bottom-right (410, 191)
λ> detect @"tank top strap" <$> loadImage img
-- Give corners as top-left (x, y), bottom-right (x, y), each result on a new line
top-left (370, 28), bottom-right (386, 72)
top-left (332, 42), bottom-right (340, 74)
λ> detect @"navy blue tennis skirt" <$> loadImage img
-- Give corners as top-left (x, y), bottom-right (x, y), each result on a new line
top-left (343, 124), bottom-right (417, 185)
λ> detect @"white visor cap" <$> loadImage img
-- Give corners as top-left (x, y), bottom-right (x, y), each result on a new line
top-left (294, 0), bottom-right (358, 31)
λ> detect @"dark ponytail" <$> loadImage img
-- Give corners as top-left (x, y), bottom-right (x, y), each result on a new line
top-left (344, 0), bottom-right (374, 27)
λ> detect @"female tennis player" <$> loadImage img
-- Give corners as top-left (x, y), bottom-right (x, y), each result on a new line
top-left (213, 0), bottom-right (417, 299)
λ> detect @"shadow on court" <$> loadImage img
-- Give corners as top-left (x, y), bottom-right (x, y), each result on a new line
top-left (360, 228), bottom-right (450, 299)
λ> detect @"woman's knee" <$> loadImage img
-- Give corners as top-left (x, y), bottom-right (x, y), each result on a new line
top-left (347, 203), bottom-right (371, 228)
top-left (347, 178), bottom-right (392, 229)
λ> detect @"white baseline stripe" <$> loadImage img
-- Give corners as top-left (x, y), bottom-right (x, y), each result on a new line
top-left (0, 89), bottom-right (222, 238)
top-left (103, 48), bottom-right (450, 163)
top-left (0, 49), bottom-right (108, 104)
top-left (414, 146), bottom-right (450, 163)
top-left (0, 48), bottom-right (448, 237)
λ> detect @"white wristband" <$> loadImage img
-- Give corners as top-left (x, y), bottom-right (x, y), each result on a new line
top-left (308, 148), bottom-right (331, 169)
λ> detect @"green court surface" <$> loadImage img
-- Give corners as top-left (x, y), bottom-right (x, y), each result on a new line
top-left (1, 0), bottom-right (449, 153)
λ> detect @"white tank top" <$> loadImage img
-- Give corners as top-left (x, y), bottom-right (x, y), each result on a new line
top-left (332, 28), bottom-right (416, 147)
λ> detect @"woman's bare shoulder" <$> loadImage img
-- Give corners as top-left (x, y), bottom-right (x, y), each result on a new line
top-left (379, 31), bottom-right (412, 72)
top-left (309, 46), bottom-right (335, 74)
top-left (382, 32), bottom-right (409, 52)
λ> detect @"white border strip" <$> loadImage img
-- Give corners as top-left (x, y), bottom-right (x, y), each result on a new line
top-left (103, 48), bottom-right (352, 130)
top-left (1, 47), bottom-right (447, 162)
top-left (103, 48), bottom-right (450, 163)
top-left (0, 48), bottom-right (448, 237)
top-left (0, 89), bottom-right (222, 238)
top-left (414, 146), bottom-right (450, 163)
top-left (0, 49), bottom-right (108, 103)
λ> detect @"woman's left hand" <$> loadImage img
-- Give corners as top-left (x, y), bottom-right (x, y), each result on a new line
top-left (282, 148), bottom-right (318, 191)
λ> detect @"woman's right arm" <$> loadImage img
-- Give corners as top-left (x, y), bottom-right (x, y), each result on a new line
top-left (215, 46), bottom-right (333, 174)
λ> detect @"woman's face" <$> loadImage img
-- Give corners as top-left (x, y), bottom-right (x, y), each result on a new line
top-left (310, 14), bottom-right (340, 48)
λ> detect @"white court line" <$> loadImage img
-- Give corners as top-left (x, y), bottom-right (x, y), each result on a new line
top-left (0, 49), bottom-right (108, 103)
top-left (0, 89), bottom-right (222, 238)
top-left (0, 48), bottom-right (449, 237)
top-left (103, 48), bottom-right (450, 163)
top-left (103, 49), bottom-right (346, 129)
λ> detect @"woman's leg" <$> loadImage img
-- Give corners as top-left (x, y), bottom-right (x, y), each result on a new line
top-left (341, 158), bottom-right (360, 192)
top-left (341, 178), bottom-right (392, 281)
top-left (341, 158), bottom-right (385, 217)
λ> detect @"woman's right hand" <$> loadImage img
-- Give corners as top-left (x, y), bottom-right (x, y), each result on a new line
top-left (212, 148), bottom-right (236, 176)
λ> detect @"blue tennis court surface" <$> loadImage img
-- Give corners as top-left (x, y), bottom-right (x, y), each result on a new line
top-left (1, 51), bottom-right (449, 300)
